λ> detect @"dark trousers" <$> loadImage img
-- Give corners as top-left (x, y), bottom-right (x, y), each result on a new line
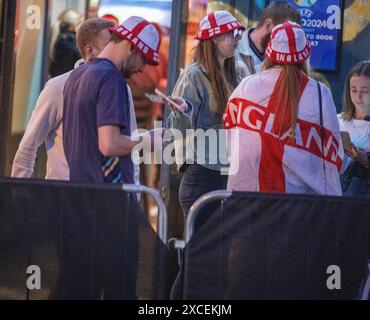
top-left (171, 164), bottom-right (227, 300)
top-left (179, 164), bottom-right (228, 220)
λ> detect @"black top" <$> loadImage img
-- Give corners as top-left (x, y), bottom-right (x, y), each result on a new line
top-left (49, 30), bottom-right (81, 77)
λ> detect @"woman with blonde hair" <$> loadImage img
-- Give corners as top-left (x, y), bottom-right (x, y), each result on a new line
top-left (338, 60), bottom-right (370, 196)
top-left (168, 11), bottom-right (245, 217)
top-left (224, 21), bottom-right (343, 195)
top-left (49, 9), bottom-right (83, 77)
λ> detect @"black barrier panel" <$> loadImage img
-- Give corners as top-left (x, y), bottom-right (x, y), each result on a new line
top-left (175, 192), bottom-right (370, 300)
top-left (0, 178), bottom-right (168, 300)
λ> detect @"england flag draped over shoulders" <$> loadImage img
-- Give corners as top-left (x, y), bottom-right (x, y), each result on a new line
top-left (224, 67), bottom-right (343, 196)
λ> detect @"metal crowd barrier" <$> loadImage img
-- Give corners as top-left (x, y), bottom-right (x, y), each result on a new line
top-left (172, 190), bottom-right (370, 300)
top-left (0, 179), bottom-right (169, 299)
top-left (122, 183), bottom-right (169, 299)
top-left (184, 190), bottom-right (231, 243)
top-left (169, 190), bottom-right (231, 258)
top-left (362, 261), bottom-right (370, 300)
top-left (122, 184), bottom-right (168, 245)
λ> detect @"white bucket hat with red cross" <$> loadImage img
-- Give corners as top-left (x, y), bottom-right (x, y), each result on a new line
top-left (265, 21), bottom-right (311, 65)
top-left (194, 11), bottom-right (245, 40)
top-left (109, 16), bottom-right (160, 66)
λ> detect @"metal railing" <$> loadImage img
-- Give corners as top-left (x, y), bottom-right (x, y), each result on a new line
top-left (122, 184), bottom-right (168, 245)
top-left (184, 190), bottom-right (232, 244)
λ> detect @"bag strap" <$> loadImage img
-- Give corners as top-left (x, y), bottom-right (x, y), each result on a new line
top-left (317, 81), bottom-right (327, 195)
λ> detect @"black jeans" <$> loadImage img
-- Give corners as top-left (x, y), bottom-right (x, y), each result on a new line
top-left (179, 164), bottom-right (228, 219)
top-left (171, 164), bottom-right (227, 300)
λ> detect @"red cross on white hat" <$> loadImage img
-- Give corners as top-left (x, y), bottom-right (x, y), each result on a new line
top-left (109, 16), bottom-right (160, 66)
top-left (194, 11), bottom-right (245, 40)
top-left (265, 21), bottom-right (311, 65)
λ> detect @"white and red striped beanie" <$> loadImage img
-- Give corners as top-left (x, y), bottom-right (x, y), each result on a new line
top-left (265, 21), bottom-right (310, 65)
top-left (109, 16), bottom-right (160, 66)
top-left (194, 11), bottom-right (245, 40)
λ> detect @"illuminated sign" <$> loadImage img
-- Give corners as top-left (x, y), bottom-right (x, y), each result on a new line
top-left (268, 0), bottom-right (343, 72)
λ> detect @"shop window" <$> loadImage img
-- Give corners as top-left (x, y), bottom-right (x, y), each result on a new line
top-left (5, 0), bottom-right (86, 177)
top-left (6, 0), bottom-right (47, 176)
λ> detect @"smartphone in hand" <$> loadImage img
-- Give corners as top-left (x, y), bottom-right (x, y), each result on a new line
top-left (145, 89), bottom-right (184, 116)
top-left (154, 89), bottom-right (184, 116)
top-left (340, 131), bottom-right (358, 157)
top-left (340, 131), bottom-right (352, 149)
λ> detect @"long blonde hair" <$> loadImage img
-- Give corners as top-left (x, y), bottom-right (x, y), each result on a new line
top-left (263, 58), bottom-right (310, 136)
top-left (193, 39), bottom-right (238, 114)
top-left (50, 9), bottom-right (83, 62)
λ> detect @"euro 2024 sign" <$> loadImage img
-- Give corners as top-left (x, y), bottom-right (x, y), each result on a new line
top-left (269, 0), bottom-right (343, 72)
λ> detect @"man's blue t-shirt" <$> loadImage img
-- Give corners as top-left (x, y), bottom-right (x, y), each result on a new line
top-left (63, 58), bottom-right (134, 184)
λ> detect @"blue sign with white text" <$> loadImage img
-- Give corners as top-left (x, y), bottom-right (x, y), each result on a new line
top-left (269, 0), bottom-right (343, 72)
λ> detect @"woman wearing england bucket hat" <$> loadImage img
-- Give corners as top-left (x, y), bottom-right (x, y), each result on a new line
top-left (224, 21), bottom-right (344, 195)
top-left (167, 11), bottom-right (245, 219)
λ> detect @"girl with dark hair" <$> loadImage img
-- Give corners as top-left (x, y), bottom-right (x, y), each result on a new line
top-left (338, 60), bottom-right (370, 197)
top-left (168, 11), bottom-right (245, 217)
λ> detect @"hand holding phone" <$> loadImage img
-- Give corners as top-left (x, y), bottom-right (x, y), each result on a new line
top-left (145, 89), bottom-right (187, 116)
top-left (341, 131), bottom-right (361, 159)
top-left (154, 89), bottom-right (188, 115)
top-left (341, 131), bottom-right (353, 152)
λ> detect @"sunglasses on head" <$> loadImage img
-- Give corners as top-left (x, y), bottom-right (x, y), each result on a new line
top-left (232, 28), bottom-right (243, 39)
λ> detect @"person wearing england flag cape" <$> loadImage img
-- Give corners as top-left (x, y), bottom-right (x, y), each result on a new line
top-left (224, 21), bottom-right (343, 195)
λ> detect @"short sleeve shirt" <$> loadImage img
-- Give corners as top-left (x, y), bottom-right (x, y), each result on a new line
top-left (63, 58), bottom-right (134, 184)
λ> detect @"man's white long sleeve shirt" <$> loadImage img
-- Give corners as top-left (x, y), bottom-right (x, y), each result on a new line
top-left (11, 69), bottom-right (73, 180)
top-left (12, 60), bottom-right (140, 185)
